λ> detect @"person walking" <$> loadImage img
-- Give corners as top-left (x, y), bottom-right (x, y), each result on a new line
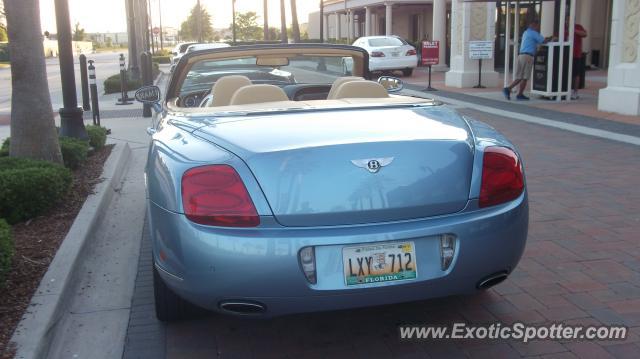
top-left (503, 20), bottom-right (550, 101)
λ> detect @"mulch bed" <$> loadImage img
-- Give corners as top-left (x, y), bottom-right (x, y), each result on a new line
top-left (0, 145), bottom-right (114, 357)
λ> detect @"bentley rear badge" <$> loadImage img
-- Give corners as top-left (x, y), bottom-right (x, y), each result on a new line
top-left (351, 157), bottom-right (394, 173)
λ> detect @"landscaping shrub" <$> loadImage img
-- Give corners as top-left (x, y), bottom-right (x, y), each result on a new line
top-left (0, 219), bottom-right (12, 287)
top-left (0, 138), bottom-right (9, 157)
top-left (59, 137), bottom-right (89, 170)
top-left (103, 64), bottom-right (161, 94)
top-left (103, 73), bottom-right (142, 94)
top-left (155, 49), bottom-right (171, 56)
top-left (152, 55), bottom-right (171, 64)
top-left (0, 157), bottom-right (72, 224)
top-left (86, 125), bottom-right (108, 149)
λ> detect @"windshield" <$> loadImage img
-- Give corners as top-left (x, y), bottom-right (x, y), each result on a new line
top-left (179, 54), bottom-right (361, 96)
top-left (368, 37), bottom-right (407, 47)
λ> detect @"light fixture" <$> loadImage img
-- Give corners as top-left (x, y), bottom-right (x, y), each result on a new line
top-left (440, 234), bottom-right (456, 271)
top-left (299, 247), bottom-right (317, 284)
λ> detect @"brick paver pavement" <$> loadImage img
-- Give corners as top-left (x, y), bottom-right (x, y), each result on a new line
top-left (124, 109), bottom-right (640, 359)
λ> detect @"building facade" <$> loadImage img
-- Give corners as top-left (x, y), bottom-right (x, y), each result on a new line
top-left (308, 0), bottom-right (640, 116)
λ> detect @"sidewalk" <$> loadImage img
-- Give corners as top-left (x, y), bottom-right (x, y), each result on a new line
top-left (405, 67), bottom-right (639, 126)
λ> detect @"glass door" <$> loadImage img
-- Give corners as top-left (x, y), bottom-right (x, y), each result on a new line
top-left (495, 0), bottom-right (543, 70)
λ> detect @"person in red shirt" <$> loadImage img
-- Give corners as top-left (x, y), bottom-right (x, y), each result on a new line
top-left (565, 16), bottom-right (588, 99)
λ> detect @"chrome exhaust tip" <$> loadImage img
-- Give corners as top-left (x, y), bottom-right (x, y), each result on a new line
top-left (476, 271), bottom-right (508, 290)
top-left (219, 301), bottom-right (266, 315)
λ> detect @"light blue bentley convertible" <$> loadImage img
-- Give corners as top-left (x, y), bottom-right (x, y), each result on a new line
top-left (136, 44), bottom-right (528, 321)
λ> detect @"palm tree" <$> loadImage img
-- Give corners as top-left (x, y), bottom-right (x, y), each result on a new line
top-left (279, 0), bottom-right (287, 43)
top-left (3, 0), bottom-right (63, 163)
top-left (290, 0), bottom-right (300, 42)
top-left (263, 0), bottom-right (269, 40)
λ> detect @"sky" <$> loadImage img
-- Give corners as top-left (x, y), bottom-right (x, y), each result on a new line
top-left (38, 0), bottom-right (318, 34)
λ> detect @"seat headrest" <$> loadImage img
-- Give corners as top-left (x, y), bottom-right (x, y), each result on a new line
top-left (327, 76), bottom-right (364, 99)
top-left (333, 80), bottom-right (389, 99)
top-left (229, 84), bottom-right (289, 106)
top-left (210, 75), bottom-right (252, 107)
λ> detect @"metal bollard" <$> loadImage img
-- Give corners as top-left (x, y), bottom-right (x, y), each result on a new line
top-left (88, 60), bottom-right (101, 126)
top-left (116, 53), bottom-right (133, 105)
top-left (79, 54), bottom-right (91, 111)
top-left (141, 52), bottom-right (152, 118)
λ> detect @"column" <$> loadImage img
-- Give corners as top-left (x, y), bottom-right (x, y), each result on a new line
top-left (598, 0), bottom-right (640, 116)
top-left (578, 0), bottom-right (593, 65)
top-left (324, 14), bottom-right (329, 41)
top-left (432, 0), bottom-right (448, 71)
top-left (445, 0), bottom-right (499, 88)
top-left (385, 3), bottom-right (393, 36)
top-left (335, 13), bottom-right (341, 40)
top-left (365, 7), bottom-right (372, 37)
top-left (541, 1), bottom-right (555, 37)
top-left (348, 10), bottom-right (354, 41)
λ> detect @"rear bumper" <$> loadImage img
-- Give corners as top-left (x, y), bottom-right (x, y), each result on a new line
top-left (150, 192), bottom-right (528, 317)
top-left (369, 56), bottom-right (418, 71)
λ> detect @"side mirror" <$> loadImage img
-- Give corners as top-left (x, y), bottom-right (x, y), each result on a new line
top-left (378, 76), bottom-right (404, 93)
top-left (135, 85), bottom-right (161, 104)
top-left (135, 86), bottom-right (162, 113)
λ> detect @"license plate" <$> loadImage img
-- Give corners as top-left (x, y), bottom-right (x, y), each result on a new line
top-left (343, 242), bottom-right (417, 286)
top-left (392, 52), bottom-right (400, 57)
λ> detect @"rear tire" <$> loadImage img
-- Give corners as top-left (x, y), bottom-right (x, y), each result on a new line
top-left (402, 68), bottom-right (414, 77)
top-left (153, 264), bottom-right (192, 322)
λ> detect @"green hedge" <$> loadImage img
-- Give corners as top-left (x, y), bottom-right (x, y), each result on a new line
top-left (59, 137), bottom-right (89, 170)
top-left (152, 55), bottom-right (171, 64)
top-left (0, 219), bottom-right (12, 288)
top-left (103, 73), bottom-right (142, 94)
top-left (0, 138), bottom-right (9, 157)
top-left (103, 64), bottom-right (161, 94)
top-left (0, 157), bottom-right (72, 224)
top-left (86, 125), bottom-right (108, 149)
top-left (155, 49), bottom-right (172, 56)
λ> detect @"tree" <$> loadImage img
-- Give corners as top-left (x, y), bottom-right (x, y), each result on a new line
top-left (279, 0), bottom-right (287, 43)
top-left (0, 3), bottom-right (6, 42)
top-left (263, 0), bottom-right (268, 40)
top-left (179, 3), bottom-right (214, 41)
top-left (234, 12), bottom-right (262, 41)
top-left (3, 0), bottom-right (63, 163)
top-left (72, 22), bottom-right (86, 41)
top-left (290, 0), bottom-right (300, 43)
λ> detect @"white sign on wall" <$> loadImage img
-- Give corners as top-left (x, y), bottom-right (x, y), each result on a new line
top-left (469, 41), bottom-right (494, 60)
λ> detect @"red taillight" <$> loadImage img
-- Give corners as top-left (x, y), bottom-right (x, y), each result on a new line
top-left (479, 147), bottom-right (524, 208)
top-left (371, 51), bottom-right (385, 57)
top-left (181, 165), bottom-right (260, 227)
top-left (406, 49), bottom-right (417, 56)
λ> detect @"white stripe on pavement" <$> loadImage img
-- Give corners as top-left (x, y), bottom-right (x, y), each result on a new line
top-left (403, 89), bottom-right (640, 147)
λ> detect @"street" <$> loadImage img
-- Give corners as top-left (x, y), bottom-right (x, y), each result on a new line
top-left (0, 51), bottom-right (128, 141)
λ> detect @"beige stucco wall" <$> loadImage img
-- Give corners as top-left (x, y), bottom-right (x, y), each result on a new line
top-left (42, 40), bottom-right (93, 58)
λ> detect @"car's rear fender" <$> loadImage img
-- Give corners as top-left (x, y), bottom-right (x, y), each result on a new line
top-left (145, 123), bottom-right (273, 216)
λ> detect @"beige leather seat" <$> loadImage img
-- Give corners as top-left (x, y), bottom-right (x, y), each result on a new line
top-left (332, 80), bottom-right (389, 99)
top-left (209, 75), bottom-right (252, 107)
top-left (327, 76), bottom-right (363, 99)
top-left (229, 84), bottom-right (289, 106)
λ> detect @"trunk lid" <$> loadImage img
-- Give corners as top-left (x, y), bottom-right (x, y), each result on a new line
top-left (194, 106), bottom-right (474, 227)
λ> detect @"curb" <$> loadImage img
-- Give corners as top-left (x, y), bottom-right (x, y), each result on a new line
top-left (9, 142), bottom-right (133, 359)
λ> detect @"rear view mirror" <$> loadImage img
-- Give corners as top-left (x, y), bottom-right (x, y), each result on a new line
top-left (135, 86), bottom-right (161, 104)
top-left (378, 76), bottom-right (404, 93)
top-left (256, 56), bottom-right (290, 67)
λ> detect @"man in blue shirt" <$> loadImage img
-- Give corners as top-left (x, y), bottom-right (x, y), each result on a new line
top-left (503, 20), bottom-right (548, 100)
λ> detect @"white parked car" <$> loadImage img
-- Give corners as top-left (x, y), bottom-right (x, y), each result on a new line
top-left (171, 42), bottom-right (197, 65)
top-left (343, 36), bottom-right (418, 76)
top-left (171, 43), bottom-right (231, 72)
top-left (185, 43), bottom-right (231, 54)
